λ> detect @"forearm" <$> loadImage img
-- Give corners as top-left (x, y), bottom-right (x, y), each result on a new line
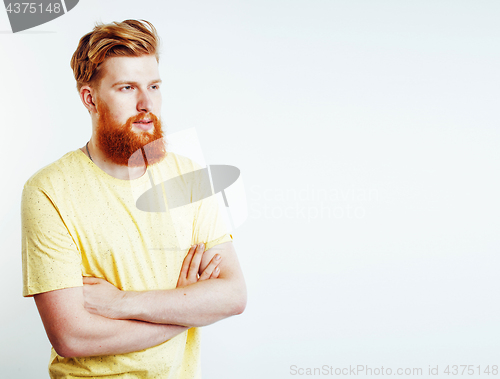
top-left (81, 242), bottom-right (247, 328)
top-left (60, 312), bottom-right (188, 357)
top-left (34, 288), bottom-right (188, 359)
top-left (121, 277), bottom-right (246, 327)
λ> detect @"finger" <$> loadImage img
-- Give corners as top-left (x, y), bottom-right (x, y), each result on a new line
top-left (187, 243), bottom-right (205, 282)
top-left (199, 254), bottom-right (222, 281)
top-left (210, 266), bottom-right (220, 279)
top-left (180, 245), bottom-right (197, 279)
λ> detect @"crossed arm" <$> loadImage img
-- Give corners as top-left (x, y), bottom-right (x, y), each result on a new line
top-left (34, 241), bottom-right (246, 358)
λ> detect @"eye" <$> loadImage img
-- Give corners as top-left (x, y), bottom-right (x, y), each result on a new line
top-left (151, 84), bottom-right (160, 90)
top-left (121, 85), bottom-right (133, 91)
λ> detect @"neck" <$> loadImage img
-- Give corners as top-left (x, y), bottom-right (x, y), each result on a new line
top-left (82, 139), bottom-right (147, 180)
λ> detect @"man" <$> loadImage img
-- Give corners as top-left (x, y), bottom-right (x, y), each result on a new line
top-left (21, 19), bottom-right (246, 378)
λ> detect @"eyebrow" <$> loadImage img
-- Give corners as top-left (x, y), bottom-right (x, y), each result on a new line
top-left (112, 79), bottom-right (162, 87)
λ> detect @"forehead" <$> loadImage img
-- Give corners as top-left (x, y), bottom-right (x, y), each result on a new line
top-left (98, 55), bottom-right (160, 85)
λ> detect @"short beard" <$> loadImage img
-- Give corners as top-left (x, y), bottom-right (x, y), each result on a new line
top-left (95, 101), bottom-right (166, 167)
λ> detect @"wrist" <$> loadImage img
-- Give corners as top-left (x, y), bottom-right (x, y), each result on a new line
top-left (117, 290), bottom-right (140, 320)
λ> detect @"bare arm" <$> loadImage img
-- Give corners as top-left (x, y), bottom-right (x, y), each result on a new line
top-left (34, 286), bottom-right (187, 358)
top-left (125, 241), bottom-right (247, 327)
top-left (84, 241), bottom-right (247, 327)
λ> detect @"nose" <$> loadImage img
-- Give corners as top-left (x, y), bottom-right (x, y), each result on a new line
top-left (137, 89), bottom-right (153, 113)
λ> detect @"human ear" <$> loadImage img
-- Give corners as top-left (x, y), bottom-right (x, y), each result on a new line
top-left (80, 85), bottom-right (97, 113)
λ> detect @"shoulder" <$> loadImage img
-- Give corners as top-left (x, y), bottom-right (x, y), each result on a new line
top-left (24, 150), bottom-right (87, 191)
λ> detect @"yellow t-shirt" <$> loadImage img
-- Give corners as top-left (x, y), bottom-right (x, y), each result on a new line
top-left (21, 149), bottom-right (232, 378)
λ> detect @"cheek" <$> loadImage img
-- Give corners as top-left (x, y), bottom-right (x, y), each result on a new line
top-left (109, 106), bottom-right (131, 124)
top-left (153, 97), bottom-right (162, 114)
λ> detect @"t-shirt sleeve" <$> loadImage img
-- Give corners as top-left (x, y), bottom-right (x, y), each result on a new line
top-left (22, 184), bottom-right (83, 297)
top-left (190, 168), bottom-right (233, 251)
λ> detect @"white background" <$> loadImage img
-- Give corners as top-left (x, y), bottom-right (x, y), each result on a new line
top-left (1, 1), bottom-right (499, 378)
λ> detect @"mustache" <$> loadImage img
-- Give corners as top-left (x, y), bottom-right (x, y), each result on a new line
top-left (129, 112), bottom-right (159, 124)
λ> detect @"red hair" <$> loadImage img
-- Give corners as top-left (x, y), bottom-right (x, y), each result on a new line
top-left (70, 19), bottom-right (160, 91)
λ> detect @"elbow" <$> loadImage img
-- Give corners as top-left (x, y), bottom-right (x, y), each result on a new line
top-left (55, 344), bottom-right (88, 359)
top-left (51, 339), bottom-right (74, 358)
top-left (54, 345), bottom-right (75, 359)
top-left (50, 334), bottom-right (85, 358)
top-left (233, 300), bottom-right (246, 316)
top-left (231, 288), bottom-right (247, 316)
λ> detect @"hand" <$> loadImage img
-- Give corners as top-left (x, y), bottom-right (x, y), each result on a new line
top-left (83, 277), bottom-right (125, 319)
top-left (176, 243), bottom-right (222, 288)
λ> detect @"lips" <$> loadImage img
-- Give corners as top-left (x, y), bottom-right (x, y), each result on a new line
top-left (133, 119), bottom-right (154, 131)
